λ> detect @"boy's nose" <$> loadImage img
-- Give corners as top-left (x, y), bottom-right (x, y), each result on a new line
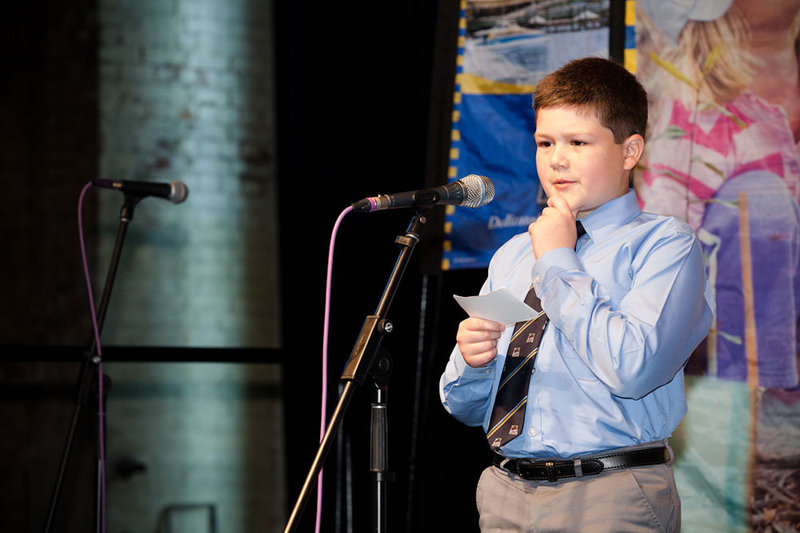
top-left (549, 145), bottom-right (568, 169)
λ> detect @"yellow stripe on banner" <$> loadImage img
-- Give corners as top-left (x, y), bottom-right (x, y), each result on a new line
top-left (625, 48), bottom-right (637, 74)
top-left (625, 1), bottom-right (637, 74)
top-left (443, 240), bottom-right (452, 252)
top-left (459, 72), bottom-right (536, 95)
top-left (448, 166), bottom-right (458, 178)
top-left (451, 129), bottom-right (461, 142)
top-left (625, 0), bottom-right (636, 26)
top-left (442, 258), bottom-right (451, 271)
top-left (450, 147), bottom-right (459, 160)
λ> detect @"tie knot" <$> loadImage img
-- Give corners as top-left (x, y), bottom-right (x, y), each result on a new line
top-left (576, 220), bottom-right (586, 240)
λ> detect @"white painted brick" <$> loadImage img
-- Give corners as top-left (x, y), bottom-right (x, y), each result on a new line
top-left (98, 0), bottom-right (279, 356)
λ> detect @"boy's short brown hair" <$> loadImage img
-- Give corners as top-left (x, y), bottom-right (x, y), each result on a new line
top-left (533, 57), bottom-right (648, 143)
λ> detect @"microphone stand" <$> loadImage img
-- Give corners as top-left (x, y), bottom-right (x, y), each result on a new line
top-left (284, 208), bottom-right (430, 533)
top-left (45, 194), bottom-right (141, 533)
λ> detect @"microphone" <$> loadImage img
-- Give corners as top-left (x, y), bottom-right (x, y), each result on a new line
top-left (352, 174), bottom-right (494, 213)
top-left (92, 179), bottom-right (189, 204)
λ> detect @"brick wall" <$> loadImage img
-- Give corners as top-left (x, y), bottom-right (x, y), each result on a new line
top-left (104, 362), bottom-right (285, 533)
top-left (97, 0), bottom-right (280, 348)
top-left (95, 2), bottom-right (286, 531)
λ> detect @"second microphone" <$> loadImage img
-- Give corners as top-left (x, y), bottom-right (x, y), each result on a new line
top-left (352, 174), bottom-right (494, 213)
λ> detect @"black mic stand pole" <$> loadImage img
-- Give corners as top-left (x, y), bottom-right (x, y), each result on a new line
top-left (284, 208), bottom-right (430, 533)
top-left (45, 195), bottom-right (141, 533)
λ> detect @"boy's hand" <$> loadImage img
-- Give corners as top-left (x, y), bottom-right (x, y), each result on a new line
top-left (456, 317), bottom-right (505, 367)
top-left (529, 194), bottom-right (578, 258)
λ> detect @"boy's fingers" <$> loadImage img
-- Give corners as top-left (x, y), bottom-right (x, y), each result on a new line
top-left (457, 318), bottom-right (503, 345)
top-left (547, 194), bottom-right (575, 218)
top-left (466, 317), bottom-right (505, 332)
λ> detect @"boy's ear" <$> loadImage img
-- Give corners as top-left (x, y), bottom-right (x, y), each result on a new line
top-left (622, 134), bottom-right (645, 171)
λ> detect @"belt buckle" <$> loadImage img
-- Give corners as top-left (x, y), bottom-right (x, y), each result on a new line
top-left (514, 458), bottom-right (538, 479)
top-left (514, 458), bottom-right (560, 482)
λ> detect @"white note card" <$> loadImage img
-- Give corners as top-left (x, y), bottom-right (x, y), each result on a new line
top-left (453, 288), bottom-right (537, 325)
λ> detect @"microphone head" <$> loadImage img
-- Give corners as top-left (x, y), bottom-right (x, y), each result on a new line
top-left (168, 181), bottom-right (189, 204)
top-left (459, 174), bottom-right (494, 208)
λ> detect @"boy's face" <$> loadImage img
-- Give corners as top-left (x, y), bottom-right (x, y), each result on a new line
top-left (534, 106), bottom-right (641, 217)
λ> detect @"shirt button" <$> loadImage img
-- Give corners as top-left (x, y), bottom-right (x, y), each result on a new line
top-left (529, 427), bottom-right (537, 436)
top-left (534, 275), bottom-right (541, 283)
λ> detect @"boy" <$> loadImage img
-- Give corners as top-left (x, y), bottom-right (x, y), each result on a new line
top-left (439, 57), bottom-right (713, 532)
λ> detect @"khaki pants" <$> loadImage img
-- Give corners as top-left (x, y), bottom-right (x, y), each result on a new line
top-left (476, 461), bottom-right (681, 532)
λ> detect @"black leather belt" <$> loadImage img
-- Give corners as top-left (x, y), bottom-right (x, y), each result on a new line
top-left (492, 446), bottom-right (669, 482)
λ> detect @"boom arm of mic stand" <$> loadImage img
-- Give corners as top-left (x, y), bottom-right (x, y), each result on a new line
top-left (283, 210), bottom-right (429, 533)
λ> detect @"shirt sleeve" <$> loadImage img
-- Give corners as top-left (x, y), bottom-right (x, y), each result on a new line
top-left (439, 344), bottom-right (497, 427)
top-left (532, 227), bottom-right (713, 399)
top-left (438, 256), bottom-right (501, 428)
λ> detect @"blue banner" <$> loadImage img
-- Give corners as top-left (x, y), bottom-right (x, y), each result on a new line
top-left (442, 0), bottom-right (610, 270)
top-left (444, 91), bottom-right (539, 270)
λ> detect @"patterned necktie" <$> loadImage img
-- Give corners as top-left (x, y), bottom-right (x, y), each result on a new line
top-left (486, 220), bottom-right (586, 449)
top-left (487, 287), bottom-right (547, 449)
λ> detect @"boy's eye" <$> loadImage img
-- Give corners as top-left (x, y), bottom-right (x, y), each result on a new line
top-left (536, 140), bottom-right (551, 148)
top-left (571, 140), bottom-right (586, 146)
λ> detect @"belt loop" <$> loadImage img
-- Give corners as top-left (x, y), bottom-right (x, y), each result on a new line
top-left (573, 458), bottom-right (583, 478)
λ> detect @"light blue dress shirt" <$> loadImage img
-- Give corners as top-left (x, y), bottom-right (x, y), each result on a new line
top-left (440, 191), bottom-right (714, 458)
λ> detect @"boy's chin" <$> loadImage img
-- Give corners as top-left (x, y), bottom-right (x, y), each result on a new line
top-left (553, 191), bottom-right (581, 211)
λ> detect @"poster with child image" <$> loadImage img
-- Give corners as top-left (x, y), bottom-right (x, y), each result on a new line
top-left (636, 0), bottom-right (800, 530)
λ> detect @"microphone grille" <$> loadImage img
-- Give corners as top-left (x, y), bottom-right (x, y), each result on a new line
top-left (169, 181), bottom-right (189, 204)
top-left (460, 174), bottom-right (495, 208)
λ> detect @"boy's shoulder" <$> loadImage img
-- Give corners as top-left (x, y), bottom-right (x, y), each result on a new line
top-left (487, 231), bottom-right (535, 276)
top-left (637, 210), bottom-right (696, 239)
top-left (624, 212), bottom-right (701, 267)
top-left (493, 230), bottom-right (534, 259)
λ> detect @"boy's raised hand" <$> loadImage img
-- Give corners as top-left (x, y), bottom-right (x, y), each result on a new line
top-left (529, 194), bottom-right (579, 258)
top-left (456, 317), bottom-right (506, 368)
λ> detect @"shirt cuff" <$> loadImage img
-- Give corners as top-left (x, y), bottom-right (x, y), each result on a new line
top-left (451, 346), bottom-right (497, 379)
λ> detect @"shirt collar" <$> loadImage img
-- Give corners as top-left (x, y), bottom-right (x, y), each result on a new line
top-left (577, 190), bottom-right (641, 242)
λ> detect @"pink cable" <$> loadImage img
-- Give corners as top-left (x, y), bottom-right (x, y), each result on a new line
top-left (316, 205), bottom-right (353, 533)
top-left (77, 182), bottom-right (107, 533)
